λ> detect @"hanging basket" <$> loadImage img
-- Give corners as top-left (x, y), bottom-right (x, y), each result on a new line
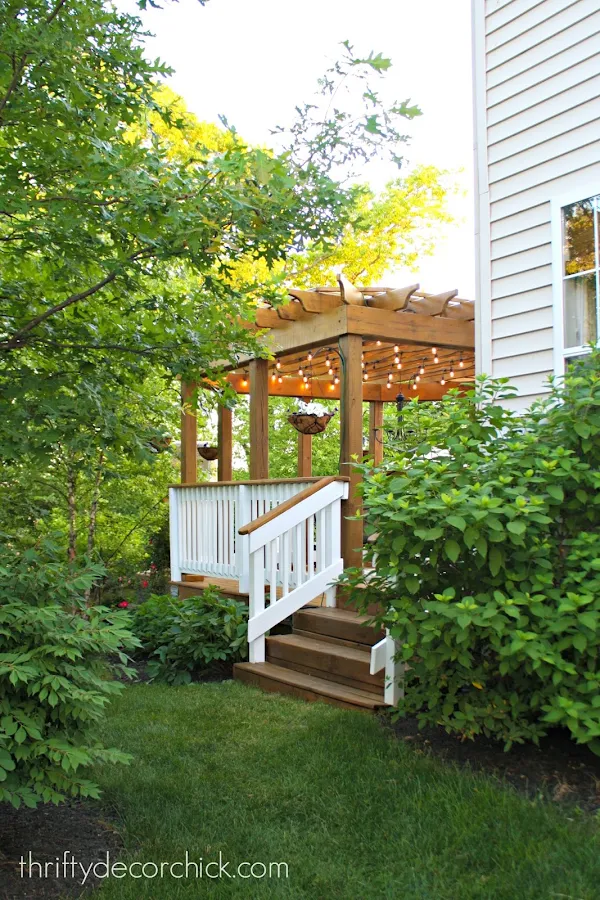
top-left (197, 445), bottom-right (219, 461)
top-left (288, 412), bottom-right (334, 435)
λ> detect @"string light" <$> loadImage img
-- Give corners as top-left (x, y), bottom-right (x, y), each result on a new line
top-left (363, 372), bottom-right (369, 381)
top-left (394, 345), bottom-right (399, 353)
top-left (432, 347), bottom-right (437, 356)
top-left (271, 373), bottom-right (276, 382)
top-left (441, 371), bottom-right (446, 385)
top-left (459, 354), bottom-right (464, 368)
top-left (307, 350), bottom-right (313, 361)
top-left (298, 367), bottom-right (303, 377)
top-left (328, 367), bottom-right (334, 376)
top-left (433, 354), bottom-right (439, 364)
top-left (394, 355), bottom-right (400, 364)
top-left (276, 361), bottom-right (281, 370)
top-left (376, 340), bottom-right (381, 346)
top-left (334, 375), bottom-right (339, 385)
top-left (277, 375), bottom-right (283, 384)
top-left (361, 361), bottom-right (365, 369)
top-left (412, 381), bottom-right (418, 391)
top-left (325, 354), bottom-right (331, 367)
top-left (419, 359), bottom-right (426, 375)
top-left (415, 373), bottom-right (421, 383)
top-left (303, 375), bottom-right (308, 383)
top-left (241, 376), bottom-right (248, 388)
top-left (449, 364), bottom-right (455, 378)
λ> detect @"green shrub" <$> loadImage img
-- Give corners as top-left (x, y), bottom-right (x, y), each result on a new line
top-left (132, 590), bottom-right (248, 684)
top-left (0, 537), bottom-right (138, 808)
top-left (342, 350), bottom-right (600, 752)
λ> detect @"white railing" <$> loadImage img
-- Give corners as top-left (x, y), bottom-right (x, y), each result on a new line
top-left (239, 477), bottom-right (349, 663)
top-left (370, 633), bottom-right (403, 706)
top-left (168, 478), bottom-right (328, 588)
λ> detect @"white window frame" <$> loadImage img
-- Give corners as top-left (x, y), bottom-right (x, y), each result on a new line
top-left (551, 180), bottom-right (600, 378)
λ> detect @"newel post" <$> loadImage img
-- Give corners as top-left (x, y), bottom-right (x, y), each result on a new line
top-left (180, 382), bottom-right (197, 484)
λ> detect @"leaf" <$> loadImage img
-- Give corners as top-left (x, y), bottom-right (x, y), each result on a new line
top-left (506, 520), bottom-right (525, 535)
top-left (489, 547), bottom-right (503, 577)
top-left (444, 540), bottom-right (460, 563)
top-left (446, 515), bottom-right (466, 532)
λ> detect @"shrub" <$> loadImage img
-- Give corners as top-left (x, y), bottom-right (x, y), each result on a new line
top-left (132, 590), bottom-right (248, 684)
top-left (342, 350), bottom-right (600, 752)
top-left (0, 537), bottom-right (138, 808)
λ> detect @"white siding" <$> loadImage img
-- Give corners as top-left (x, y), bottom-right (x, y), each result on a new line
top-left (473, 0), bottom-right (600, 407)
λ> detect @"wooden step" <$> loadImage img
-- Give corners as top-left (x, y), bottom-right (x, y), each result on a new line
top-left (293, 607), bottom-right (383, 647)
top-left (234, 662), bottom-right (386, 711)
top-left (266, 634), bottom-right (383, 693)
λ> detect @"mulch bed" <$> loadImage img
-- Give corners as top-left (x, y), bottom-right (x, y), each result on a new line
top-left (0, 801), bottom-right (122, 900)
top-left (383, 713), bottom-right (600, 813)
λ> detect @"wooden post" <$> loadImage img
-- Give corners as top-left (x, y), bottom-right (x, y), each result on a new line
top-left (249, 359), bottom-right (269, 479)
top-left (339, 334), bottom-right (363, 568)
top-left (297, 432), bottom-right (312, 477)
top-left (180, 382), bottom-right (197, 484)
top-left (217, 406), bottom-right (233, 482)
top-left (369, 401), bottom-right (384, 467)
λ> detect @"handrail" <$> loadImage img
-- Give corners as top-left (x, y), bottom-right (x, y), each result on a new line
top-left (237, 476), bottom-right (350, 536)
top-left (169, 477), bottom-right (326, 489)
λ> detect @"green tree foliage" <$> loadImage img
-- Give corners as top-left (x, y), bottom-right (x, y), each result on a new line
top-left (0, 537), bottom-right (137, 807)
top-left (342, 351), bottom-right (600, 752)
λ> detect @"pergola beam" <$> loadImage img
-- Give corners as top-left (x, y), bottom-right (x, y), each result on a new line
top-left (226, 373), bottom-right (460, 401)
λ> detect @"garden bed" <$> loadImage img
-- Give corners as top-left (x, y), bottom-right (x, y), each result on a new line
top-left (0, 801), bottom-right (122, 900)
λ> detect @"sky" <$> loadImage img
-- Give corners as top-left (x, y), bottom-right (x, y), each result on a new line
top-left (128, 0), bottom-right (475, 296)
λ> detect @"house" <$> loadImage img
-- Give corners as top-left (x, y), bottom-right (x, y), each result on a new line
top-left (472, 0), bottom-right (600, 410)
top-left (169, 278), bottom-right (475, 708)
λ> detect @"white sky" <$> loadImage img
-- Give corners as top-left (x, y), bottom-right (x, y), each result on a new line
top-left (129, 0), bottom-right (475, 296)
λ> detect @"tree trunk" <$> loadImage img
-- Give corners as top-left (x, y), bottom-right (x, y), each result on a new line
top-left (85, 450), bottom-right (105, 604)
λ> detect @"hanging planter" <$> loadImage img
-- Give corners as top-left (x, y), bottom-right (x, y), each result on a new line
top-left (288, 402), bottom-right (337, 435)
top-left (197, 443), bottom-right (219, 461)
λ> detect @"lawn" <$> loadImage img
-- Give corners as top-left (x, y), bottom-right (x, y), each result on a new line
top-left (94, 681), bottom-right (600, 899)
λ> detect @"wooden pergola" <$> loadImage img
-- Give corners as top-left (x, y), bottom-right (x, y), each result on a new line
top-left (181, 275), bottom-right (475, 569)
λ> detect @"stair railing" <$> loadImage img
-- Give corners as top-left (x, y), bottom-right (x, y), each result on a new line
top-left (238, 476), bottom-right (349, 664)
top-left (370, 633), bottom-right (403, 705)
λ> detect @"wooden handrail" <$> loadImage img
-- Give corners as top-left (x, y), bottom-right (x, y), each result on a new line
top-left (237, 476), bottom-right (350, 536)
top-left (169, 476), bottom-right (326, 489)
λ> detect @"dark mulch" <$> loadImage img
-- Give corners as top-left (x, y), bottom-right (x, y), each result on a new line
top-left (0, 801), bottom-right (122, 900)
top-left (383, 712), bottom-right (600, 813)
top-left (124, 656), bottom-right (234, 685)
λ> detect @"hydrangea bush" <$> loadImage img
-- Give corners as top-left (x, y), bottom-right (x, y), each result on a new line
top-left (341, 350), bottom-right (600, 751)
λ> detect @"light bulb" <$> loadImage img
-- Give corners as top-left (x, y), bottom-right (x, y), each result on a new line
top-left (432, 347), bottom-right (437, 356)
top-left (394, 356), bottom-right (400, 364)
top-left (415, 374), bottom-right (420, 383)
top-left (278, 376), bottom-right (282, 384)
top-left (394, 345), bottom-right (399, 353)
top-left (412, 382), bottom-right (417, 391)
top-left (303, 375), bottom-right (308, 383)
top-left (363, 372), bottom-right (369, 381)
top-left (459, 357), bottom-right (464, 368)
top-left (434, 355), bottom-right (439, 364)
top-left (449, 368), bottom-right (455, 378)
top-left (276, 361), bottom-right (281, 370)
top-left (334, 376), bottom-right (339, 385)
top-left (376, 340), bottom-right (381, 346)
top-left (441, 376), bottom-right (446, 385)
top-left (396, 363), bottom-right (402, 370)
top-left (307, 351), bottom-right (313, 361)
top-left (328, 367), bottom-right (333, 375)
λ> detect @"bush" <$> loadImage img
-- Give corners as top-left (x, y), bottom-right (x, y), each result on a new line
top-left (342, 350), bottom-right (600, 752)
top-left (0, 537), bottom-right (138, 808)
top-left (132, 590), bottom-right (248, 684)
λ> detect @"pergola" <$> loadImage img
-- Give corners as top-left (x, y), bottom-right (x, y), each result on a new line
top-left (181, 275), bottom-right (475, 569)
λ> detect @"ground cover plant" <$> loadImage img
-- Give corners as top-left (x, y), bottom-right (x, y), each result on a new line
top-left (132, 590), bottom-right (247, 684)
top-left (88, 681), bottom-right (600, 899)
top-left (342, 350), bottom-right (600, 752)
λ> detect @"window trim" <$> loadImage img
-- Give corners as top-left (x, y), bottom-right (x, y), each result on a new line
top-left (551, 180), bottom-right (600, 377)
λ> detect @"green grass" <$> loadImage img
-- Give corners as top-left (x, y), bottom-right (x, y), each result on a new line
top-left (94, 681), bottom-right (600, 899)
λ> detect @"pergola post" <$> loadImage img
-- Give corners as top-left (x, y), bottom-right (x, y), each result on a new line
top-left (217, 406), bottom-right (233, 482)
top-left (297, 432), bottom-right (312, 477)
top-left (180, 382), bottom-right (197, 484)
top-left (339, 333), bottom-right (363, 568)
top-left (369, 400), bottom-right (384, 466)
top-left (249, 359), bottom-right (269, 479)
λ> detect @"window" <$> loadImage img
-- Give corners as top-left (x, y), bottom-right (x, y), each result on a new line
top-left (553, 191), bottom-right (600, 373)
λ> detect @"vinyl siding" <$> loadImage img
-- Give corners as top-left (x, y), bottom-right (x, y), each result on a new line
top-left (473, 0), bottom-right (600, 407)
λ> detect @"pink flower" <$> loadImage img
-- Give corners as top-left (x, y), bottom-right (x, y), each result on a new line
top-left (118, 601), bottom-right (129, 608)
top-left (141, 580), bottom-right (149, 589)
top-left (150, 564), bottom-right (156, 571)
